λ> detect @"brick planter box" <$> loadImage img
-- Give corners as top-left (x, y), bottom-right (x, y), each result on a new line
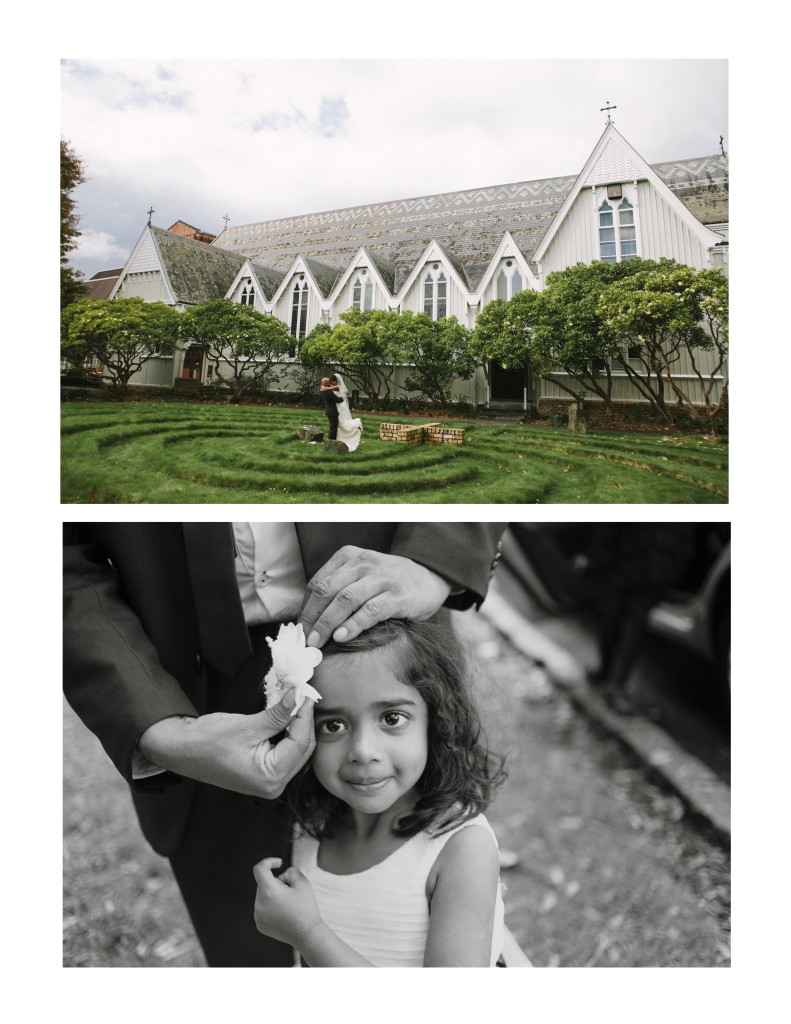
top-left (379, 422), bottom-right (465, 445)
top-left (423, 425), bottom-right (465, 445)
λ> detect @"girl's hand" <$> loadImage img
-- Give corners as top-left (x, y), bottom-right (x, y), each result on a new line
top-left (253, 857), bottom-right (322, 948)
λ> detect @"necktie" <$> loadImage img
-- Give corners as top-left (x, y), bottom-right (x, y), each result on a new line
top-left (182, 523), bottom-right (253, 677)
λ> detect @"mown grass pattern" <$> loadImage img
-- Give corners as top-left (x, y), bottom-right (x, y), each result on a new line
top-left (61, 403), bottom-right (728, 504)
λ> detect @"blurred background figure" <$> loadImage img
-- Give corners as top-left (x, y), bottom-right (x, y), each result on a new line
top-left (497, 522), bottom-right (730, 778)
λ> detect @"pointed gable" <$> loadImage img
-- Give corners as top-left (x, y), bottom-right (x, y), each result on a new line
top-left (533, 125), bottom-right (725, 270)
top-left (581, 132), bottom-right (645, 188)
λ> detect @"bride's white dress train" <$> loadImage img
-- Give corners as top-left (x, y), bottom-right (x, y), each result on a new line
top-left (334, 374), bottom-right (363, 452)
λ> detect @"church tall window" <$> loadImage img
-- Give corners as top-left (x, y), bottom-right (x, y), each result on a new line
top-left (240, 284), bottom-right (255, 306)
top-left (599, 201), bottom-right (616, 262)
top-left (290, 281), bottom-right (309, 339)
top-left (496, 262), bottom-right (523, 301)
top-left (351, 273), bottom-right (373, 311)
top-left (423, 270), bottom-right (447, 320)
top-left (599, 195), bottom-right (638, 263)
top-left (618, 199), bottom-right (637, 259)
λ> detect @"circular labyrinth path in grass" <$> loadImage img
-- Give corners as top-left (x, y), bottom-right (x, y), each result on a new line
top-left (61, 403), bottom-right (729, 504)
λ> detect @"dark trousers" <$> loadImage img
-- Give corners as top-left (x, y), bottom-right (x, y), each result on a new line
top-left (167, 625), bottom-right (294, 967)
top-left (326, 412), bottom-right (338, 440)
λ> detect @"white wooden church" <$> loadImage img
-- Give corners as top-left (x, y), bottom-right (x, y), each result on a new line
top-left (107, 123), bottom-right (728, 411)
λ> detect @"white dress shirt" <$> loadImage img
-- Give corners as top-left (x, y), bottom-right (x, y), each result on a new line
top-left (232, 522), bottom-right (307, 625)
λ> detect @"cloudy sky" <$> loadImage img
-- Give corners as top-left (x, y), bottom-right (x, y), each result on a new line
top-left (61, 57), bottom-right (728, 279)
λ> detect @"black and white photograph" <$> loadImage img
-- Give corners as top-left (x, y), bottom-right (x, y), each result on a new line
top-left (63, 521), bottom-right (730, 969)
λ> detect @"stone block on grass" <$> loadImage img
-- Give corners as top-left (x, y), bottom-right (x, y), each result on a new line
top-left (323, 439), bottom-right (349, 454)
top-left (297, 425), bottom-right (324, 442)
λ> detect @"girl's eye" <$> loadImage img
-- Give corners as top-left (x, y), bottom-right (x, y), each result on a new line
top-left (382, 711), bottom-right (407, 728)
top-left (317, 719), bottom-right (346, 735)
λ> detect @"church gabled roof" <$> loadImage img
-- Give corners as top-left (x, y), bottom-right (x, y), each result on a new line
top-left (146, 227), bottom-right (286, 306)
top-left (150, 227), bottom-right (245, 304)
top-left (212, 149), bottom-right (727, 294)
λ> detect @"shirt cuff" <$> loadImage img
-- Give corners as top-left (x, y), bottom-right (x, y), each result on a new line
top-left (132, 748), bottom-right (166, 780)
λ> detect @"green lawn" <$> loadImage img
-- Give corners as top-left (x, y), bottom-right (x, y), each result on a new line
top-left (61, 402), bottom-right (728, 504)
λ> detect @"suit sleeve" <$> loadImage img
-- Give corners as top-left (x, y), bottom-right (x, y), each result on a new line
top-left (63, 525), bottom-right (198, 788)
top-left (388, 523), bottom-right (507, 610)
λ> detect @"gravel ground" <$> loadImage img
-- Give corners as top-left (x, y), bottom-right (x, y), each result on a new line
top-left (62, 609), bottom-right (729, 968)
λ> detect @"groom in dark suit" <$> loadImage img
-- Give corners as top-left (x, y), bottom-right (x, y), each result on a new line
top-left (64, 523), bottom-right (505, 966)
top-left (320, 375), bottom-right (343, 439)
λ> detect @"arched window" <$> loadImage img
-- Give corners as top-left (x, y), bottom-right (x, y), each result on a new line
top-left (240, 284), bottom-right (255, 306)
top-left (290, 281), bottom-right (309, 339)
top-left (598, 201), bottom-right (616, 262)
top-left (351, 272), bottom-right (373, 311)
top-left (618, 199), bottom-right (637, 260)
top-left (599, 194), bottom-right (638, 262)
top-left (423, 270), bottom-right (447, 320)
top-left (423, 273), bottom-right (434, 316)
top-left (495, 262), bottom-right (523, 301)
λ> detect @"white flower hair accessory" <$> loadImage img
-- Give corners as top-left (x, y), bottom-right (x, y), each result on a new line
top-left (264, 623), bottom-right (323, 716)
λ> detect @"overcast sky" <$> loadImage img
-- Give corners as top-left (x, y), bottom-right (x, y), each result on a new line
top-left (61, 57), bottom-right (728, 279)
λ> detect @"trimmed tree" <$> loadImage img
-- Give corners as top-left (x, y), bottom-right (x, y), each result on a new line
top-left (298, 308), bottom-right (406, 401)
top-left (598, 261), bottom-right (729, 432)
top-left (61, 138), bottom-right (87, 309)
top-left (521, 260), bottom-right (649, 405)
top-left (397, 312), bottom-right (477, 406)
top-left (62, 298), bottom-right (179, 399)
top-left (472, 260), bottom-right (651, 407)
top-left (471, 293), bottom-right (535, 387)
top-left (178, 299), bottom-right (293, 399)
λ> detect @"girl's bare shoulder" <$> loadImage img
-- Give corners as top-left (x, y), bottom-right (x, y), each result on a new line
top-left (426, 821), bottom-right (499, 896)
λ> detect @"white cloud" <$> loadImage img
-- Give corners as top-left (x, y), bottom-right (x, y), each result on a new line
top-left (74, 228), bottom-right (129, 264)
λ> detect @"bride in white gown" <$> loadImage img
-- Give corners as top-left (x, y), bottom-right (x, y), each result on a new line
top-left (333, 372), bottom-right (363, 452)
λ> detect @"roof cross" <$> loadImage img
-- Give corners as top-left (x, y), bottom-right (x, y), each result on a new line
top-left (600, 101), bottom-right (617, 125)
top-left (147, 206), bottom-right (155, 225)
top-left (223, 213), bottom-right (230, 229)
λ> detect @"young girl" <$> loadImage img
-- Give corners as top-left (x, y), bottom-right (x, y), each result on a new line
top-left (253, 619), bottom-right (507, 967)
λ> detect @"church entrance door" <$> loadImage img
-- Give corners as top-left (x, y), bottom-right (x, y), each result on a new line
top-left (490, 361), bottom-right (527, 403)
top-left (182, 346), bottom-right (205, 381)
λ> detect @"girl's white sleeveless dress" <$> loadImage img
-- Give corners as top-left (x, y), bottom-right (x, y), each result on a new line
top-left (292, 813), bottom-right (505, 967)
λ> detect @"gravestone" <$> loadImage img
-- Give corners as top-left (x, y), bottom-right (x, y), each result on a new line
top-left (568, 403), bottom-right (587, 434)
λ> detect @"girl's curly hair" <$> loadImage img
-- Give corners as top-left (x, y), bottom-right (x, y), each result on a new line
top-left (285, 618), bottom-right (506, 840)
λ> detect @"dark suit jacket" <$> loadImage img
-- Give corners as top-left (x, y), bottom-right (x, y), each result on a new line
top-left (322, 389), bottom-right (343, 415)
top-left (64, 523), bottom-right (505, 854)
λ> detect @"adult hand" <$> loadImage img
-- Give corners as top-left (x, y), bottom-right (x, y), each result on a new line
top-left (253, 857), bottom-right (322, 947)
top-left (299, 546), bottom-right (452, 649)
top-left (137, 688), bottom-right (316, 799)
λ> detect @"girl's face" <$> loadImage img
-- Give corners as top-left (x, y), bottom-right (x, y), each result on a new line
top-left (310, 648), bottom-right (429, 819)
